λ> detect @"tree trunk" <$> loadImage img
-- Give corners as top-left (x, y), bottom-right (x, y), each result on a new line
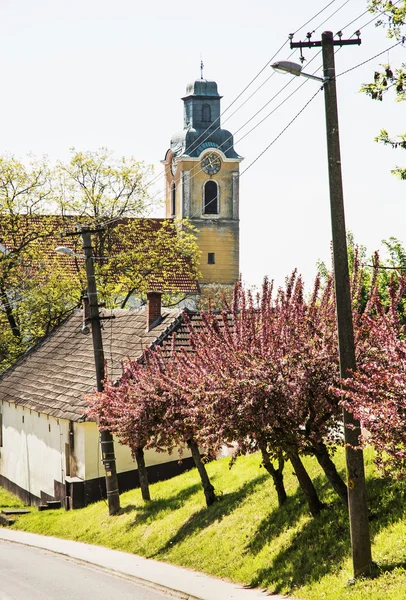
top-left (311, 441), bottom-right (348, 508)
top-left (289, 451), bottom-right (325, 517)
top-left (0, 287), bottom-right (21, 338)
top-left (187, 439), bottom-right (216, 507)
top-left (134, 447), bottom-right (151, 501)
top-left (121, 287), bottom-right (136, 309)
top-left (260, 446), bottom-right (287, 507)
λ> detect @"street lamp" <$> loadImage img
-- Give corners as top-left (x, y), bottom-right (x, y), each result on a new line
top-left (272, 31), bottom-right (373, 578)
top-left (55, 246), bottom-right (84, 258)
top-left (271, 60), bottom-right (324, 82)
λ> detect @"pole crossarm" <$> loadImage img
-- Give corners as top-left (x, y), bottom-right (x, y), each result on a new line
top-left (63, 226), bottom-right (107, 237)
top-left (290, 38), bottom-right (361, 49)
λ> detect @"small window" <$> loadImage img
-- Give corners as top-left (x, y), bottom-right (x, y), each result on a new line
top-left (171, 183), bottom-right (176, 216)
top-left (202, 103), bottom-right (211, 122)
top-left (208, 253), bottom-right (215, 264)
top-left (204, 181), bottom-right (218, 215)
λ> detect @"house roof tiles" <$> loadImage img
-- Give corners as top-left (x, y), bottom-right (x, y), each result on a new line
top-left (0, 308), bottom-right (181, 422)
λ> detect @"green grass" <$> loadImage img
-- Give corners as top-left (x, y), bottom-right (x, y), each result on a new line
top-left (2, 448), bottom-right (406, 600)
top-left (0, 486), bottom-right (26, 509)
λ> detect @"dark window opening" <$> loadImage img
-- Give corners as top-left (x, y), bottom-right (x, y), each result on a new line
top-left (202, 103), bottom-right (211, 122)
top-left (171, 183), bottom-right (176, 216)
top-left (208, 252), bottom-right (215, 264)
top-left (185, 103), bottom-right (191, 125)
top-left (204, 181), bottom-right (218, 215)
top-left (65, 443), bottom-right (71, 477)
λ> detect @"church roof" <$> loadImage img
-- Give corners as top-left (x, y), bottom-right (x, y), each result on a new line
top-left (170, 128), bottom-right (241, 160)
top-left (182, 79), bottom-right (222, 99)
top-left (169, 77), bottom-right (242, 160)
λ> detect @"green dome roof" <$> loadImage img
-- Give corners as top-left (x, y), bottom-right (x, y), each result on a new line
top-left (182, 79), bottom-right (221, 99)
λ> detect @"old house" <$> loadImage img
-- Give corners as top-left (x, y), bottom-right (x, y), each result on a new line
top-left (0, 75), bottom-right (242, 508)
top-left (0, 294), bottom-right (196, 508)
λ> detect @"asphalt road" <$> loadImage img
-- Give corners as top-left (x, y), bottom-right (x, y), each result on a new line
top-left (0, 540), bottom-right (174, 600)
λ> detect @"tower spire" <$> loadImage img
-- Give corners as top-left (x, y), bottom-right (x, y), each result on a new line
top-left (200, 59), bottom-right (204, 80)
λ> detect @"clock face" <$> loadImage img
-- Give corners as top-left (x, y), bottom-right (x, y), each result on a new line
top-left (171, 156), bottom-right (177, 176)
top-left (201, 152), bottom-right (221, 175)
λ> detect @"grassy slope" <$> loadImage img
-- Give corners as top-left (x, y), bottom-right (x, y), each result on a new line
top-left (2, 448), bottom-right (406, 600)
top-left (0, 487), bottom-right (25, 509)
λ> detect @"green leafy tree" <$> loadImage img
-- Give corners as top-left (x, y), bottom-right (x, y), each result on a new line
top-left (55, 148), bottom-right (154, 220)
top-left (96, 218), bottom-right (200, 308)
top-left (0, 155), bottom-right (79, 370)
top-left (0, 151), bottom-right (200, 371)
top-left (53, 148), bottom-right (200, 309)
top-left (361, 1), bottom-right (406, 177)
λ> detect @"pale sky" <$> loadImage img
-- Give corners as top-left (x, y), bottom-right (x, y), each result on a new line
top-left (0, 0), bottom-right (404, 289)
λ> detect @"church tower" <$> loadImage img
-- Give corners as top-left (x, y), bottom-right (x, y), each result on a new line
top-left (163, 76), bottom-right (242, 292)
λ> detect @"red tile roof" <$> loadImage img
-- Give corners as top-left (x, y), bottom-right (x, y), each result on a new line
top-left (0, 215), bottom-right (199, 294)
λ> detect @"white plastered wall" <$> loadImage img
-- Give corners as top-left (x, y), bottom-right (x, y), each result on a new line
top-left (0, 402), bottom-right (192, 500)
top-left (0, 401), bottom-right (71, 500)
top-left (83, 421), bottom-right (191, 480)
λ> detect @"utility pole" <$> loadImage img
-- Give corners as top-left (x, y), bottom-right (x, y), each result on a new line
top-left (81, 229), bottom-right (121, 516)
top-left (290, 31), bottom-right (373, 578)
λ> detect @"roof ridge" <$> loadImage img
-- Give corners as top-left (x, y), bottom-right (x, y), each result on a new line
top-left (148, 310), bottom-right (187, 353)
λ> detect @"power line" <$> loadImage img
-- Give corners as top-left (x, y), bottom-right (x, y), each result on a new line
top-left (293, 0), bottom-right (340, 35)
top-left (60, 2), bottom-right (401, 231)
top-left (314, 0), bottom-right (352, 32)
top-left (239, 86), bottom-right (324, 178)
top-left (148, 49), bottom-right (324, 207)
top-left (336, 38), bottom-right (405, 78)
top-left (147, 3), bottom-right (389, 207)
top-left (106, 2), bottom-right (354, 208)
top-left (339, 0), bottom-right (403, 33)
top-left (176, 15), bottom-right (398, 216)
top-left (165, 85), bottom-right (324, 219)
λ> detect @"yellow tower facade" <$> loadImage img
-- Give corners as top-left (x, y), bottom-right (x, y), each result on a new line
top-left (163, 78), bottom-right (242, 291)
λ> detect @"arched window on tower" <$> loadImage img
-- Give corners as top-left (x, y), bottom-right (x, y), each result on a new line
top-left (202, 103), bottom-right (211, 122)
top-left (203, 180), bottom-right (218, 215)
top-left (171, 182), bottom-right (176, 216)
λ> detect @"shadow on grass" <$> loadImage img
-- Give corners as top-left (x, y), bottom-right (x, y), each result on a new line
top-left (248, 474), bottom-right (406, 594)
top-left (246, 494), bottom-right (314, 557)
top-left (376, 560), bottom-right (406, 574)
top-left (246, 462), bottom-right (349, 558)
top-left (250, 494), bottom-right (350, 593)
top-left (153, 473), bottom-right (268, 557)
top-left (367, 476), bottom-right (406, 533)
top-left (122, 482), bottom-right (203, 527)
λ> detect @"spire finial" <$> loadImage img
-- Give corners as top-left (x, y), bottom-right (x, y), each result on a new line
top-left (200, 59), bottom-right (204, 80)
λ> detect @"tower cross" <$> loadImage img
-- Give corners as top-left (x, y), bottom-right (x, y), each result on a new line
top-left (200, 59), bottom-right (204, 79)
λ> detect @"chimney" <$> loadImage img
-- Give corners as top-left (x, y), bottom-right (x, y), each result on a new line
top-left (146, 292), bottom-right (162, 331)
